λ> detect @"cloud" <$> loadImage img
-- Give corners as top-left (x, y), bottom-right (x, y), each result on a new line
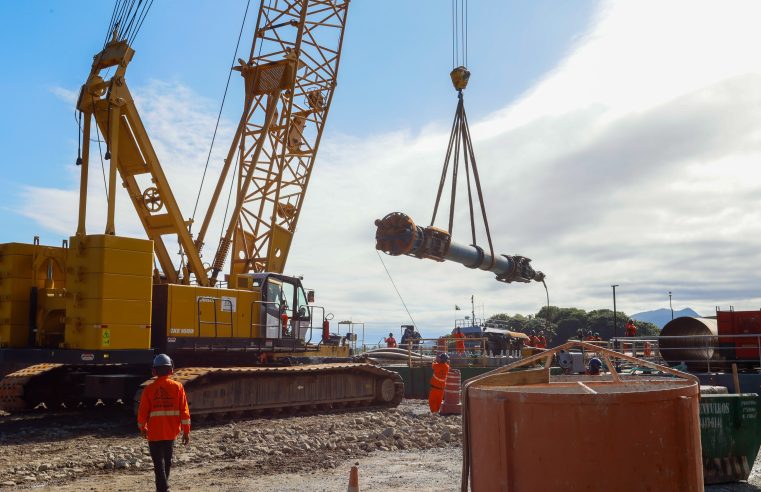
top-left (50, 86), bottom-right (78, 105)
top-left (16, 0), bottom-right (761, 342)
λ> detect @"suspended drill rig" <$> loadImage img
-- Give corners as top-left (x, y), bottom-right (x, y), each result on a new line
top-left (0, 0), bottom-right (403, 418)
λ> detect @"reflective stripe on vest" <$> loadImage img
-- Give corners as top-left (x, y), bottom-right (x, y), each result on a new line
top-left (150, 410), bottom-right (181, 418)
top-left (181, 419), bottom-right (191, 425)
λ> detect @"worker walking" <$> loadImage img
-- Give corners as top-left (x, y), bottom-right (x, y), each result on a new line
top-left (454, 327), bottom-right (466, 354)
top-left (384, 332), bottom-right (397, 348)
top-left (429, 353), bottom-right (450, 413)
top-left (137, 354), bottom-right (191, 492)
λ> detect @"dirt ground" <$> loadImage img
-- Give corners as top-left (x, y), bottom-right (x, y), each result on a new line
top-left (1, 400), bottom-right (760, 491)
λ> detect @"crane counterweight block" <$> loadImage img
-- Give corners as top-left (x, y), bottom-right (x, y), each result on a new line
top-left (374, 212), bottom-right (545, 284)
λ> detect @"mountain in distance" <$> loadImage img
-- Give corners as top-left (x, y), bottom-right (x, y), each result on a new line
top-left (630, 307), bottom-right (701, 329)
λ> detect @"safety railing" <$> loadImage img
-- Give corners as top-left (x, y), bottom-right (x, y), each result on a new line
top-left (405, 337), bottom-right (490, 368)
top-left (196, 296), bottom-right (234, 337)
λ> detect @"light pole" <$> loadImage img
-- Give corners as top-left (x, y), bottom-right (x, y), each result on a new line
top-left (669, 291), bottom-right (673, 320)
top-left (611, 285), bottom-right (619, 341)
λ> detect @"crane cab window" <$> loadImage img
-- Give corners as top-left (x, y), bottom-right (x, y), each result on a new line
top-left (296, 286), bottom-right (310, 320)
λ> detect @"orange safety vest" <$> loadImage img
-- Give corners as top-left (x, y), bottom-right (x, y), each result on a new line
top-left (429, 361), bottom-right (450, 413)
top-left (536, 336), bottom-right (547, 349)
top-left (528, 336), bottom-right (538, 347)
top-left (385, 337), bottom-right (397, 348)
top-left (454, 333), bottom-right (466, 352)
top-left (137, 376), bottom-right (191, 441)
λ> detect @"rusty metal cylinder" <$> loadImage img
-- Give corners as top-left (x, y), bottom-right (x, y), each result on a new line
top-left (466, 376), bottom-right (703, 491)
top-left (658, 316), bottom-right (718, 370)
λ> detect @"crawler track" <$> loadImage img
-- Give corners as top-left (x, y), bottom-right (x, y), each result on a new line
top-left (1, 363), bottom-right (404, 421)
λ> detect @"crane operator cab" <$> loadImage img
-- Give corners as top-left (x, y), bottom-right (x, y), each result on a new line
top-left (151, 272), bottom-right (342, 366)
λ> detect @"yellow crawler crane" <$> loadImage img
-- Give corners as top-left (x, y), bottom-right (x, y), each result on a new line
top-left (0, 0), bottom-right (403, 418)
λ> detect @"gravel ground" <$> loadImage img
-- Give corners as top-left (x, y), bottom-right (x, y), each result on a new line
top-left (1, 400), bottom-right (760, 491)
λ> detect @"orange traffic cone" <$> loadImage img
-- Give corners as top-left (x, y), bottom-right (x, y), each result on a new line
top-left (347, 462), bottom-right (360, 492)
top-left (439, 368), bottom-right (462, 415)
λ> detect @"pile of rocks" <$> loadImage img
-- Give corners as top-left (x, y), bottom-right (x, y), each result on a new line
top-left (0, 400), bottom-right (462, 487)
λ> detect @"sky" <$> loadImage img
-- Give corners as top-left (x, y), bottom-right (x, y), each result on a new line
top-left (2, 0), bottom-right (761, 343)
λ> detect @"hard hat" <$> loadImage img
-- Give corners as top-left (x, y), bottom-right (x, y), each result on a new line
top-left (589, 358), bottom-right (602, 370)
top-left (436, 353), bottom-right (449, 363)
top-left (594, 332), bottom-right (600, 336)
top-left (153, 353), bottom-right (173, 369)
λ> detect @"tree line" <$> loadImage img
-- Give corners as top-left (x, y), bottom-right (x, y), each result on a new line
top-left (488, 306), bottom-right (660, 347)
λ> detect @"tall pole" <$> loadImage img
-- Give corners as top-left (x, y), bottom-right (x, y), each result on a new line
top-left (612, 284), bottom-right (619, 340)
top-left (669, 291), bottom-right (673, 320)
top-left (471, 295), bottom-right (476, 326)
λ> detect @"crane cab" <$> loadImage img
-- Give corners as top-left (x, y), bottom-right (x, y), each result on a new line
top-left (152, 272), bottom-right (326, 366)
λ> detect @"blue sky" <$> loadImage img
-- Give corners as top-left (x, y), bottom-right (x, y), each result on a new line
top-left (4, 1), bottom-right (761, 341)
top-left (0, 0), bottom-right (596, 242)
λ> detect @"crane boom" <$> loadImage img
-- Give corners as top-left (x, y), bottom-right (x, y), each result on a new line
top-left (197, 0), bottom-right (350, 284)
top-left (76, 37), bottom-right (209, 286)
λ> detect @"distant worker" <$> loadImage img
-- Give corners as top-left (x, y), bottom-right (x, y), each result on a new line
top-left (586, 357), bottom-right (603, 376)
top-left (583, 330), bottom-right (594, 342)
top-left (429, 353), bottom-right (450, 413)
top-left (536, 331), bottom-right (547, 349)
top-left (137, 354), bottom-right (190, 492)
top-left (593, 332), bottom-right (602, 342)
top-left (528, 330), bottom-right (538, 348)
top-left (400, 326), bottom-right (413, 348)
top-left (625, 319), bottom-right (637, 337)
top-left (384, 332), bottom-right (397, 348)
top-left (454, 327), bottom-right (466, 355)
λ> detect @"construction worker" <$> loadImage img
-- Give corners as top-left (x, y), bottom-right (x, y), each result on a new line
top-left (586, 357), bottom-right (603, 375)
top-left (593, 332), bottom-right (602, 342)
top-left (583, 330), bottom-right (594, 342)
top-left (384, 332), bottom-right (397, 348)
top-left (137, 354), bottom-right (190, 492)
top-left (429, 353), bottom-right (450, 413)
top-left (625, 319), bottom-right (637, 337)
top-left (536, 331), bottom-right (547, 349)
top-left (454, 327), bottom-right (466, 354)
top-left (527, 330), bottom-right (538, 348)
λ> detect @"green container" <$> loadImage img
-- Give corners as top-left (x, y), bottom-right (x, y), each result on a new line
top-left (700, 393), bottom-right (761, 484)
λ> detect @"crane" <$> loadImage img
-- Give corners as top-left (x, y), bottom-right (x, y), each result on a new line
top-left (0, 0), bottom-right (403, 417)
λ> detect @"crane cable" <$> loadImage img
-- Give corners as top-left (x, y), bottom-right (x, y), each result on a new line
top-left (191, 0), bottom-right (253, 226)
top-left (452, 0), bottom-right (468, 68)
top-left (432, 0), bottom-right (495, 269)
top-left (375, 250), bottom-right (418, 331)
top-left (104, 0), bottom-right (153, 46)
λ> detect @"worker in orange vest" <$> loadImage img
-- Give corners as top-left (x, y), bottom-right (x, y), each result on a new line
top-left (454, 327), bottom-right (466, 354)
top-left (536, 331), bottom-right (547, 349)
top-left (625, 319), bottom-right (637, 337)
top-left (137, 354), bottom-right (190, 492)
top-left (384, 332), bottom-right (397, 348)
top-left (429, 353), bottom-right (450, 413)
top-left (527, 330), bottom-right (538, 348)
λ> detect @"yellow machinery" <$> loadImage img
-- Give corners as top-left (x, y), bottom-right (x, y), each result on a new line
top-left (0, 0), bottom-right (403, 416)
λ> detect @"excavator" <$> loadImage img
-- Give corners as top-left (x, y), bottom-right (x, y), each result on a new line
top-left (0, 0), bottom-right (403, 419)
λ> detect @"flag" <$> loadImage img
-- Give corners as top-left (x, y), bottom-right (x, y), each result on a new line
top-left (455, 305), bottom-right (461, 310)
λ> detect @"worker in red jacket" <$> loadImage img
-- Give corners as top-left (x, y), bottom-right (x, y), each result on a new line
top-left (536, 331), bottom-right (547, 349)
top-left (527, 330), bottom-right (538, 348)
top-left (454, 327), bottom-right (466, 354)
top-left (384, 333), bottom-right (397, 348)
top-left (137, 354), bottom-right (191, 492)
top-left (625, 319), bottom-right (637, 337)
top-left (429, 353), bottom-right (450, 413)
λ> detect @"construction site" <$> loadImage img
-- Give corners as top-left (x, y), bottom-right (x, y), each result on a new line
top-left (2, 0), bottom-right (761, 491)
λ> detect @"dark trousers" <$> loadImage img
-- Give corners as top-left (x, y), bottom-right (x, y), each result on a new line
top-left (148, 439), bottom-right (175, 492)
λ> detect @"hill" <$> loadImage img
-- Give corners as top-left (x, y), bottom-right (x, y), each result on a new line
top-left (630, 308), bottom-right (701, 329)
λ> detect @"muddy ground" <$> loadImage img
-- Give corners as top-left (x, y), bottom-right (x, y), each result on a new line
top-left (0, 400), bottom-right (759, 491)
